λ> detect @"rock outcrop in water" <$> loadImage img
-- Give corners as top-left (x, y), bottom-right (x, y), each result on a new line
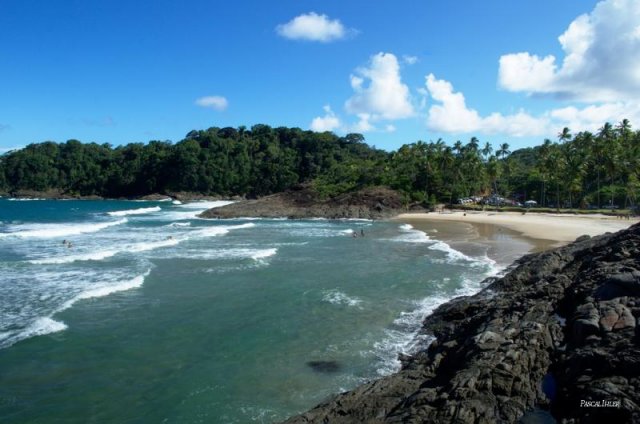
top-left (284, 223), bottom-right (640, 423)
top-left (199, 185), bottom-right (417, 220)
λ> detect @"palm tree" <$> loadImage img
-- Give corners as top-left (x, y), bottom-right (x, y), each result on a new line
top-left (595, 122), bottom-right (614, 208)
top-left (453, 140), bottom-right (463, 156)
top-left (467, 136), bottom-right (480, 152)
top-left (496, 143), bottom-right (510, 160)
top-left (481, 142), bottom-right (493, 162)
top-left (537, 139), bottom-right (553, 206)
top-left (558, 127), bottom-right (572, 143)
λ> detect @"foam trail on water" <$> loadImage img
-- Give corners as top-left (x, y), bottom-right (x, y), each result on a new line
top-left (374, 237), bottom-right (503, 376)
top-left (251, 248), bottom-right (277, 260)
top-left (107, 206), bottom-right (161, 216)
top-left (30, 238), bottom-right (179, 265)
top-left (60, 269), bottom-right (151, 311)
top-left (0, 218), bottom-right (127, 239)
top-left (323, 289), bottom-right (363, 307)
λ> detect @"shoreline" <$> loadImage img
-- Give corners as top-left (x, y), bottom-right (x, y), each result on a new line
top-left (394, 211), bottom-right (639, 251)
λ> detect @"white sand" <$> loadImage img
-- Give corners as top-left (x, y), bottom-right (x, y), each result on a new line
top-left (394, 211), bottom-right (638, 246)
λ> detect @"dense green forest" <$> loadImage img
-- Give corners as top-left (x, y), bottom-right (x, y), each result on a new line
top-left (0, 121), bottom-right (638, 208)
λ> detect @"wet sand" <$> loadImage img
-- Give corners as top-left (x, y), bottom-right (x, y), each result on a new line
top-left (395, 211), bottom-right (638, 267)
top-left (399, 218), bottom-right (549, 267)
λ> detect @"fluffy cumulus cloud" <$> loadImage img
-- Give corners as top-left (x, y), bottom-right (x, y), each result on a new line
top-left (310, 105), bottom-right (342, 132)
top-left (425, 74), bottom-right (550, 136)
top-left (310, 52), bottom-right (415, 133)
top-left (276, 12), bottom-right (349, 42)
top-left (425, 73), bottom-right (640, 137)
top-left (195, 96), bottom-right (228, 111)
top-left (345, 52), bottom-right (415, 120)
top-left (498, 0), bottom-right (640, 102)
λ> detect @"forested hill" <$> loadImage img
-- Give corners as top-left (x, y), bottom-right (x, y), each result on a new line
top-left (0, 121), bottom-right (639, 209)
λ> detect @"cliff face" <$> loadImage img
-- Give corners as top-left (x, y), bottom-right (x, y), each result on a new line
top-left (284, 223), bottom-right (640, 423)
top-left (198, 186), bottom-right (419, 220)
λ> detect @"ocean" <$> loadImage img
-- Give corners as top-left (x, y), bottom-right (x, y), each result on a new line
top-left (0, 199), bottom-right (501, 423)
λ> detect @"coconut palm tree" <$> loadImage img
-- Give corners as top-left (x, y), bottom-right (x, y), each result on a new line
top-left (496, 143), bottom-right (510, 160)
top-left (558, 127), bottom-right (572, 143)
top-left (481, 142), bottom-right (493, 162)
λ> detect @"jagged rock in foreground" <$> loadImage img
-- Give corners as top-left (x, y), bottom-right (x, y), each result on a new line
top-left (199, 185), bottom-right (415, 220)
top-left (284, 223), bottom-right (640, 423)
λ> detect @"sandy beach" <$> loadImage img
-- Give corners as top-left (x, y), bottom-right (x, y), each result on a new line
top-left (394, 211), bottom-right (639, 266)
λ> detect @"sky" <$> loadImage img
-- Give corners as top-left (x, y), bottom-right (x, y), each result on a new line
top-left (1, 0), bottom-right (639, 152)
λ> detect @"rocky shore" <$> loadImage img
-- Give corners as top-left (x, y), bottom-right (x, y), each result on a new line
top-left (199, 185), bottom-right (418, 219)
top-left (283, 223), bottom-right (640, 423)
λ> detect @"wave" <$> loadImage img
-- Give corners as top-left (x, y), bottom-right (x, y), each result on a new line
top-left (322, 289), bottom-right (363, 307)
top-left (0, 317), bottom-right (68, 349)
top-left (107, 206), bottom-right (161, 216)
top-left (193, 222), bottom-right (255, 238)
top-left (29, 238), bottom-right (179, 265)
top-left (0, 269), bottom-right (151, 350)
top-left (0, 218), bottom-right (127, 239)
top-left (7, 198), bottom-right (46, 201)
top-left (251, 248), bottom-right (277, 260)
top-left (60, 269), bottom-right (151, 310)
top-left (28, 223), bottom-right (254, 265)
top-left (165, 222), bottom-right (191, 227)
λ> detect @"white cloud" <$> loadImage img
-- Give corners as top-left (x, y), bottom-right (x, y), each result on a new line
top-left (310, 105), bottom-right (342, 132)
top-left (549, 102), bottom-right (640, 132)
top-left (276, 12), bottom-right (349, 42)
top-left (195, 96), bottom-right (228, 111)
top-left (345, 52), bottom-right (415, 120)
top-left (351, 113), bottom-right (375, 132)
top-left (403, 55), bottom-right (418, 65)
top-left (385, 124), bottom-right (396, 132)
top-left (425, 72), bottom-right (640, 137)
top-left (498, 0), bottom-right (640, 102)
top-left (425, 74), bottom-right (550, 136)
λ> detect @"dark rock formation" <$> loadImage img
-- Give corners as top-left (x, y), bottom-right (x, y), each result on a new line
top-left (283, 223), bottom-right (640, 423)
top-left (199, 185), bottom-right (418, 220)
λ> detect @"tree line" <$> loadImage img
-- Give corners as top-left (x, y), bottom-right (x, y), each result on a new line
top-left (0, 121), bottom-right (638, 208)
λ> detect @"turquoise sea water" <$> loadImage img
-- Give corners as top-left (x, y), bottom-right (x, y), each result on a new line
top-left (0, 199), bottom-right (500, 423)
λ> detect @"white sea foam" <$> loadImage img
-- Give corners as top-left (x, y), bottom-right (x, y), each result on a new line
top-left (191, 222), bottom-right (255, 239)
top-left (30, 238), bottom-right (179, 264)
top-left (374, 237), bottom-right (502, 376)
top-left (60, 269), bottom-right (151, 310)
top-left (7, 198), bottom-right (46, 201)
top-left (172, 200), bottom-right (182, 205)
top-left (322, 289), bottom-right (363, 307)
top-left (374, 289), bottom-right (475, 376)
top-left (166, 222), bottom-right (191, 227)
top-left (251, 248), bottom-right (277, 260)
top-left (107, 206), bottom-right (161, 216)
top-left (399, 224), bottom-right (414, 231)
top-left (0, 317), bottom-right (69, 348)
top-left (0, 218), bottom-right (127, 239)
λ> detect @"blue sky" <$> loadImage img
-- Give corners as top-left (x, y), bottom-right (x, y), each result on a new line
top-left (2, 0), bottom-right (639, 152)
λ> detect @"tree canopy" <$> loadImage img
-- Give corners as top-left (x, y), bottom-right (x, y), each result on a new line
top-left (1, 121), bottom-right (638, 208)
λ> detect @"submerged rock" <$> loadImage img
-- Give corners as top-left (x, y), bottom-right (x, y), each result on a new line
top-left (307, 361), bottom-right (342, 374)
top-left (283, 223), bottom-right (640, 423)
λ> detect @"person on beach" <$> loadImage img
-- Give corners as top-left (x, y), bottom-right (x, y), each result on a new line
top-left (360, 229), bottom-right (365, 237)
top-left (352, 231), bottom-right (357, 238)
